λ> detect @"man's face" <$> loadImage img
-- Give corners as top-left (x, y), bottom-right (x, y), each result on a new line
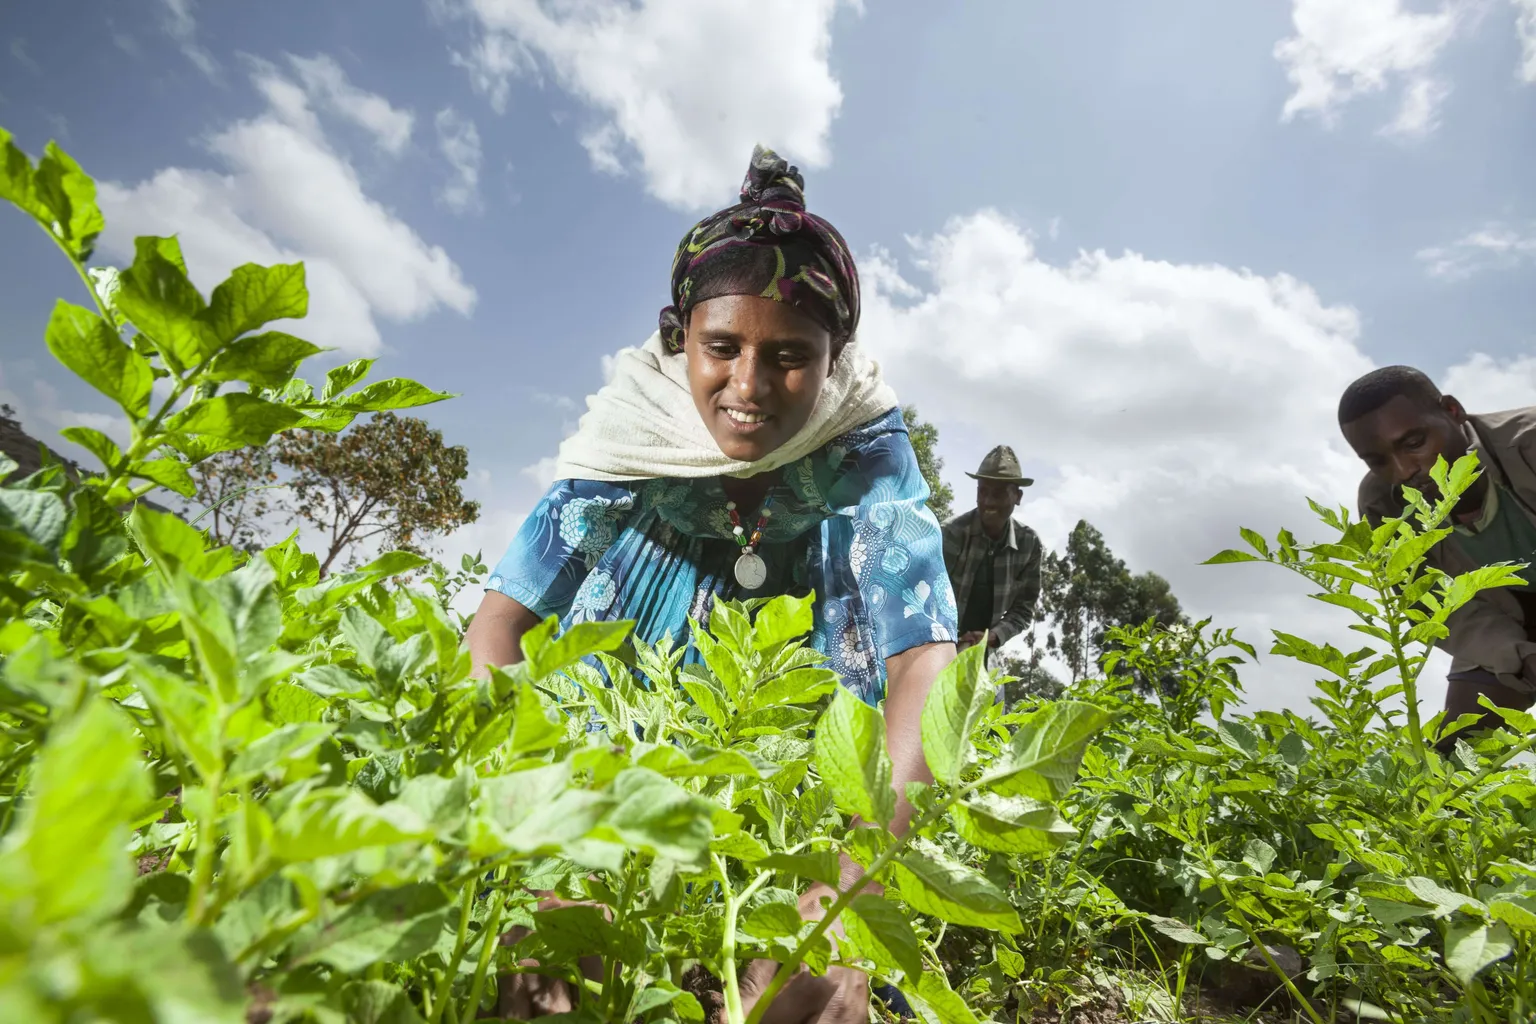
top-left (1341, 393), bottom-right (1473, 507)
top-left (976, 478), bottom-right (1023, 534)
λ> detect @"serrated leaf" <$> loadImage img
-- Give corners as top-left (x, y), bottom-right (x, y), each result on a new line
top-left (510, 679), bottom-right (565, 755)
top-left (130, 456), bottom-right (197, 497)
top-left (206, 330), bottom-right (321, 388)
top-left (844, 893), bottom-right (923, 979)
top-left (919, 642), bottom-right (990, 785)
top-left (337, 378), bottom-right (453, 412)
top-left (982, 700), bottom-right (1115, 800)
top-left (814, 687), bottom-right (895, 827)
top-left (292, 883), bottom-right (451, 972)
top-left (950, 792), bottom-right (1074, 856)
top-left (44, 300), bottom-right (153, 416)
top-left (892, 841), bottom-right (1021, 932)
top-left (900, 970), bottom-right (979, 1024)
top-left (742, 901), bottom-right (804, 941)
top-left (167, 393), bottom-right (306, 449)
top-left (59, 426), bottom-right (123, 470)
top-left (201, 263), bottom-right (308, 343)
top-left (753, 593), bottom-right (816, 648)
top-left (116, 237), bottom-right (219, 373)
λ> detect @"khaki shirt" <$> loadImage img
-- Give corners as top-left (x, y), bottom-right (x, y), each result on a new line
top-left (1357, 406), bottom-right (1536, 693)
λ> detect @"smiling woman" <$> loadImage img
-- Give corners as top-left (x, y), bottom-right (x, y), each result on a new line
top-left (465, 145), bottom-right (960, 1024)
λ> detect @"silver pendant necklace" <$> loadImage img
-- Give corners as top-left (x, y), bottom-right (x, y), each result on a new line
top-left (726, 494), bottom-right (773, 590)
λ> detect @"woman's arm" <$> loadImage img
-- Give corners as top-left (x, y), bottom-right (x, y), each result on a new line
top-left (465, 590), bottom-right (544, 677)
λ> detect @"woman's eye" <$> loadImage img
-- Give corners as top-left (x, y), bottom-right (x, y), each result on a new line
top-left (707, 344), bottom-right (738, 359)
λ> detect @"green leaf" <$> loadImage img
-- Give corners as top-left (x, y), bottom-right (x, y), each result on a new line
top-left (271, 790), bottom-right (433, 863)
top-left (751, 667), bottom-right (839, 711)
top-left (130, 456), bottom-right (197, 497)
top-left (900, 970), bottom-right (980, 1024)
top-left (1242, 839), bottom-right (1277, 875)
top-left (340, 980), bottom-right (428, 1024)
top-left (293, 883), bottom-right (452, 972)
top-left (758, 850), bottom-right (843, 887)
top-left (0, 128), bottom-right (52, 226)
top-left (135, 660), bottom-right (223, 778)
top-left (322, 357), bottom-right (375, 400)
top-left (1444, 920), bottom-right (1513, 985)
top-left (601, 768), bottom-right (715, 866)
top-left (950, 792), bottom-right (1075, 856)
top-left (337, 378), bottom-right (453, 412)
top-left (227, 723), bottom-right (334, 784)
top-left (1489, 894), bottom-right (1536, 932)
top-left (742, 901), bottom-right (804, 941)
top-left (982, 700), bottom-right (1116, 800)
top-left (510, 679), bottom-right (565, 755)
top-left (44, 300), bottom-right (153, 415)
top-left (1239, 527), bottom-right (1270, 558)
top-left (813, 687), bottom-right (896, 827)
top-left (206, 330), bottom-right (321, 388)
top-left (844, 893), bottom-right (924, 979)
top-left (34, 141), bottom-right (105, 261)
top-left (202, 263), bottom-right (308, 343)
top-left (920, 642), bottom-right (991, 785)
top-left (0, 488), bottom-right (69, 559)
top-left (891, 840), bottom-right (1021, 932)
top-left (524, 619), bottom-right (631, 679)
top-left (1148, 916), bottom-right (1208, 945)
top-left (59, 426), bottom-right (123, 470)
top-left (167, 393), bottom-right (306, 449)
top-left (1202, 549), bottom-right (1262, 565)
top-left (0, 700), bottom-right (150, 925)
top-left (116, 236), bottom-right (219, 372)
top-left (753, 593), bottom-right (816, 648)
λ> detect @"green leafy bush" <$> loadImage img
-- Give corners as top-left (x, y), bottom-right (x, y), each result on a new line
top-left (0, 130), bottom-right (1108, 1024)
top-left (6, 127), bottom-right (1536, 1024)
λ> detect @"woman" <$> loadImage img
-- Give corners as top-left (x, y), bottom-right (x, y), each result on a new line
top-left (467, 146), bottom-right (957, 1024)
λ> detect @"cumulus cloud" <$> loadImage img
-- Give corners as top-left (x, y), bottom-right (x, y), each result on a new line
top-left (435, 0), bottom-right (850, 209)
top-left (96, 58), bottom-right (475, 357)
top-left (435, 107), bottom-right (484, 213)
top-left (288, 54), bottom-right (416, 155)
top-left (1443, 353), bottom-right (1536, 411)
top-left (1519, 0), bottom-right (1536, 81)
top-left (159, 0), bottom-right (218, 79)
top-left (856, 209), bottom-right (1536, 714)
top-left (1274, 0), bottom-right (1462, 137)
top-left (1417, 221), bottom-right (1536, 279)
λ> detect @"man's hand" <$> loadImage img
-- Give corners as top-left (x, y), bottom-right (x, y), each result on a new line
top-left (738, 883), bottom-right (869, 1024)
top-left (956, 630), bottom-right (984, 652)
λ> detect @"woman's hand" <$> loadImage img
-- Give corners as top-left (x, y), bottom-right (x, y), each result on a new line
top-left (738, 882), bottom-right (870, 1024)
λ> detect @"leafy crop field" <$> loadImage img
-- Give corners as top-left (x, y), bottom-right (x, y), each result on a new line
top-left (3, 131), bottom-right (1536, 1024)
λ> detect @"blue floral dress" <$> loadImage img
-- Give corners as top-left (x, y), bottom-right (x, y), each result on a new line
top-left (486, 408), bottom-right (958, 705)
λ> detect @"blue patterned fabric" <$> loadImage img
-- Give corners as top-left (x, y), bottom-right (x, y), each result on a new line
top-left (487, 408), bottom-right (958, 705)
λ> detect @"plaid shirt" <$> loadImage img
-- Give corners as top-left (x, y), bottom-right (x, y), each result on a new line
top-left (941, 509), bottom-right (1043, 649)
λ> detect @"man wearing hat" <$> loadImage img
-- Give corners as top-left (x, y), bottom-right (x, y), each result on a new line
top-left (941, 445), bottom-right (1044, 677)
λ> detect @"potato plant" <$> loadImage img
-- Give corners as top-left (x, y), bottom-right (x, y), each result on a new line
top-left (0, 131), bottom-right (1109, 1024)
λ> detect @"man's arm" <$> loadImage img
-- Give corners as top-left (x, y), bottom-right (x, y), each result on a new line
top-left (989, 531), bottom-right (1043, 649)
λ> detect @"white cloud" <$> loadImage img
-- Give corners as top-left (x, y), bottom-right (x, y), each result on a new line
top-left (160, 0), bottom-right (218, 79)
top-left (857, 209), bottom-right (1444, 714)
top-left (521, 456), bottom-right (559, 489)
top-left (435, 107), bottom-right (484, 213)
top-left (437, 0), bottom-right (850, 209)
top-left (1417, 221), bottom-right (1536, 279)
top-left (1518, 0), bottom-right (1536, 81)
top-left (96, 59), bottom-right (476, 357)
top-left (1443, 353), bottom-right (1536, 410)
top-left (1274, 0), bottom-right (1462, 136)
top-left (288, 54), bottom-right (416, 155)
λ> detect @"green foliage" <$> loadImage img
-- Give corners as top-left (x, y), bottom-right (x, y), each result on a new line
top-left (902, 405), bottom-right (954, 523)
top-left (0, 131), bottom-right (1110, 1024)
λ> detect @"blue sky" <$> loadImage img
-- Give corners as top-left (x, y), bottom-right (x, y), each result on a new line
top-left (3, 0), bottom-right (1535, 710)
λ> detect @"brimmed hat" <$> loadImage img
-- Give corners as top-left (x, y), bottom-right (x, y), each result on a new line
top-left (965, 445), bottom-right (1033, 486)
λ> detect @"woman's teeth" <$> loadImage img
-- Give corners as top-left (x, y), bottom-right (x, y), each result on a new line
top-left (725, 409), bottom-right (768, 424)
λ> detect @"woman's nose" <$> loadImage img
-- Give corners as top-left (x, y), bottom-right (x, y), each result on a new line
top-left (732, 354), bottom-right (769, 400)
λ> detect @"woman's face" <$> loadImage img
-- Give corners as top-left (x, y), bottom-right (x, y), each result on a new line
top-left (684, 294), bottom-right (834, 462)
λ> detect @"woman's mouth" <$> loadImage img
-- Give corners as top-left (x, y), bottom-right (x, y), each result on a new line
top-left (722, 407), bottom-right (772, 432)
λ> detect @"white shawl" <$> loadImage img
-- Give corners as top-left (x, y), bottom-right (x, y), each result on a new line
top-left (552, 331), bottom-right (899, 483)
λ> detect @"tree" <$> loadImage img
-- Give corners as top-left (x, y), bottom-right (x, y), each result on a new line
top-left (181, 447), bottom-right (280, 553)
top-left (275, 412), bottom-right (480, 576)
top-left (902, 405), bottom-right (954, 522)
top-left (1039, 520), bottom-right (1186, 681)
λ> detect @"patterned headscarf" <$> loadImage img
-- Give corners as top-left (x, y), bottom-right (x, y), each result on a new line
top-left (658, 145), bottom-right (860, 354)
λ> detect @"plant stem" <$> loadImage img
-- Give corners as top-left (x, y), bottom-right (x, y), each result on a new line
top-left (459, 888), bottom-right (506, 1024)
top-left (187, 769), bottom-right (223, 926)
top-left (715, 855), bottom-right (747, 1024)
top-left (429, 883), bottom-right (477, 1024)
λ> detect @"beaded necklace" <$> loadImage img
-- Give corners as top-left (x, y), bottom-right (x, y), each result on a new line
top-left (726, 495), bottom-right (773, 590)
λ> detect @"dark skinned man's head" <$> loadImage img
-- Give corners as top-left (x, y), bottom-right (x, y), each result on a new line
top-left (1337, 365), bottom-right (1484, 516)
top-left (976, 478), bottom-right (1023, 538)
